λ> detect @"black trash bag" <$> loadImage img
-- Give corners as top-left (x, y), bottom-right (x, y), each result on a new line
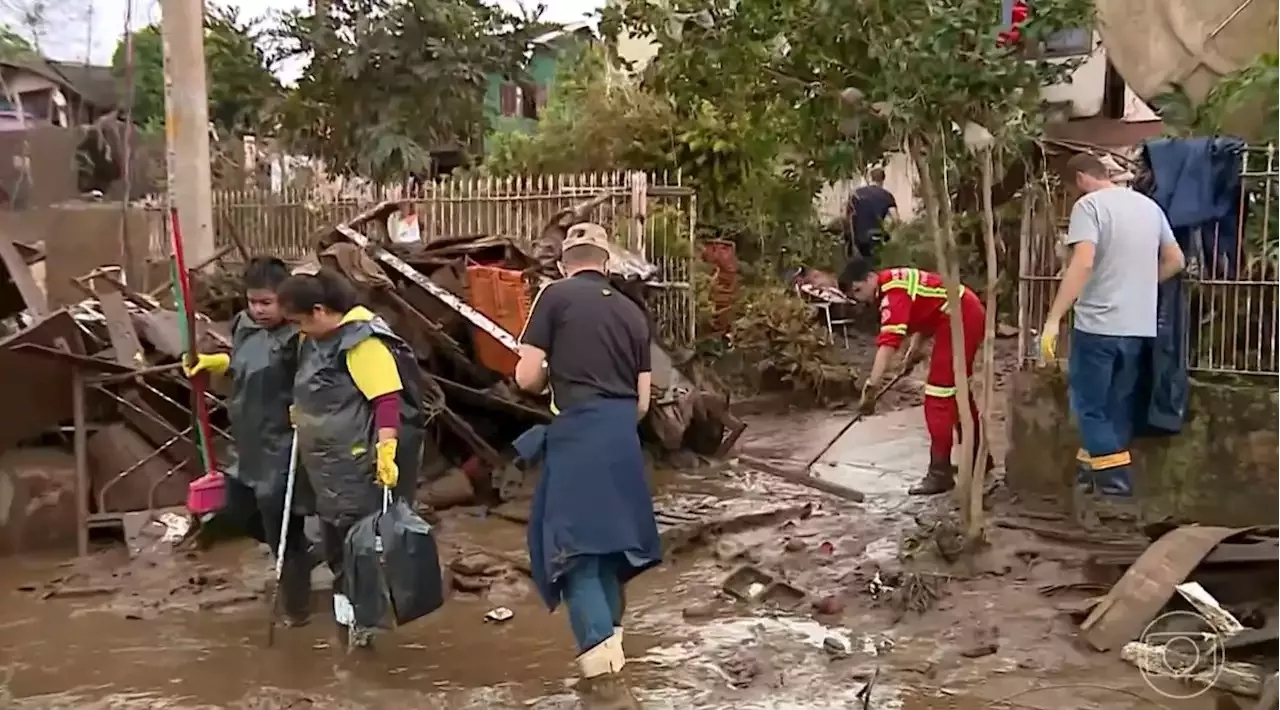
top-left (343, 497), bottom-right (444, 629)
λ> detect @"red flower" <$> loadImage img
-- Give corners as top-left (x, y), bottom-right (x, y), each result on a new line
top-left (998, 0), bottom-right (1029, 47)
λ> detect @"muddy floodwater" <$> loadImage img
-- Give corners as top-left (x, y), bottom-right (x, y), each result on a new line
top-left (0, 408), bottom-right (1204, 709)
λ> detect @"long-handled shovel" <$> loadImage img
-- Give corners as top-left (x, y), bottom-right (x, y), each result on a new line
top-left (265, 431), bottom-right (300, 647)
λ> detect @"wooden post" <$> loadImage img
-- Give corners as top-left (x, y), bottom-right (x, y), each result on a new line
top-left (912, 133), bottom-right (976, 536)
top-left (73, 366), bottom-right (89, 558)
top-left (160, 0), bottom-right (216, 267)
top-left (969, 147), bottom-right (999, 543)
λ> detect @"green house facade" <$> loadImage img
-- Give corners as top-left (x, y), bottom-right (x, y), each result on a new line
top-left (483, 23), bottom-right (593, 148)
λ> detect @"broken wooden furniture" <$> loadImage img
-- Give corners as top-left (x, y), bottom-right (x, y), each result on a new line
top-left (314, 201), bottom-right (744, 476)
top-left (8, 272), bottom-right (233, 556)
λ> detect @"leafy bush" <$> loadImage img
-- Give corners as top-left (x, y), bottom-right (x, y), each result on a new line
top-left (721, 284), bottom-right (854, 397)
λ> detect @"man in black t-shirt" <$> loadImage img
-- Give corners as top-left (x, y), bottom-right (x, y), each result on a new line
top-left (514, 223), bottom-right (658, 708)
top-left (846, 168), bottom-right (898, 261)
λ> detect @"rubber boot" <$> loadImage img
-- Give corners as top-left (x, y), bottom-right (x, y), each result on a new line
top-left (348, 626), bottom-right (376, 651)
top-left (279, 543), bottom-right (315, 627)
top-left (331, 593), bottom-right (375, 651)
top-left (908, 456), bottom-right (956, 496)
top-left (1094, 463), bottom-right (1139, 522)
top-left (575, 633), bottom-right (639, 710)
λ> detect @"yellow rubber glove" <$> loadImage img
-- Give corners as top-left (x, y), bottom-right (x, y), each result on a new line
top-left (1038, 321), bottom-right (1060, 363)
top-left (183, 352), bottom-right (230, 377)
top-left (375, 439), bottom-right (399, 489)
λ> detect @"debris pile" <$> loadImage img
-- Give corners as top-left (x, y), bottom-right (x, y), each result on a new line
top-left (0, 198), bottom-right (744, 558)
top-left (1074, 524), bottom-right (1278, 705)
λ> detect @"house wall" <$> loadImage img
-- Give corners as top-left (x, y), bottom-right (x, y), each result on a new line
top-left (814, 152), bottom-right (919, 229)
top-left (484, 49), bottom-right (562, 132)
top-left (482, 37), bottom-right (586, 153)
top-left (1, 69), bottom-right (57, 96)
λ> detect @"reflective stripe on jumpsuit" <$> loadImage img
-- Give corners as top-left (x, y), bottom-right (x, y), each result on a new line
top-left (882, 269), bottom-right (985, 471)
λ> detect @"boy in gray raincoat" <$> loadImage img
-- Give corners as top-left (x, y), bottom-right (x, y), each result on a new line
top-left (186, 257), bottom-right (314, 625)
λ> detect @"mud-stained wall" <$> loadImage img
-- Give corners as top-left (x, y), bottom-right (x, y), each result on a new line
top-left (0, 205), bottom-right (156, 307)
top-left (1006, 369), bottom-right (1279, 526)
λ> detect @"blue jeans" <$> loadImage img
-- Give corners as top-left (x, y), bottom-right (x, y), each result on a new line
top-left (1068, 329), bottom-right (1148, 497)
top-left (562, 554), bottom-right (626, 654)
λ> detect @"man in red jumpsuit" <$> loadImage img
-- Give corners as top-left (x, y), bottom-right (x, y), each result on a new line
top-left (838, 259), bottom-right (992, 495)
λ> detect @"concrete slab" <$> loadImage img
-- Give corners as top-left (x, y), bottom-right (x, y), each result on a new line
top-left (737, 406), bottom-right (933, 502)
top-left (810, 406), bottom-right (930, 499)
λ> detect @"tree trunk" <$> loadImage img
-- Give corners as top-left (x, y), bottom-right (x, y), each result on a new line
top-left (911, 136), bottom-right (976, 532)
top-left (969, 147), bottom-right (999, 545)
top-left (935, 145), bottom-right (977, 530)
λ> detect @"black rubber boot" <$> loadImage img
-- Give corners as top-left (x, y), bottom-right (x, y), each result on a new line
top-left (1094, 463), bottom-right (1140, 522)
top-left (909, 456), bottom-right (956, 496)
top-left (279, 544), bottom-right (315, 627)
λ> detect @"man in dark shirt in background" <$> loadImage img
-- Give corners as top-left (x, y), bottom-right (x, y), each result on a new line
top-left (514, 223), bottom-right (659, 708)
top-left (846, 168), bottom-right (898, 261)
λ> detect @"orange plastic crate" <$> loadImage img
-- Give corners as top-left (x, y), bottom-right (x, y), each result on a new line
top-left (465, 264), bottom-right (532, 377)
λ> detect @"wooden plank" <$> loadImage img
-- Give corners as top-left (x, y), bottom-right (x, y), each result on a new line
top-left (1091, 538), bottom-right (1280, 568)
top-left (98, 289), bottom-right (144, 367)
top-left (0, 232), bottom-right (47, 317)
top-left (1122, 642), bottom-right (1266, 697)
top-left (1251, 673), bottom-right (1278, 710)
top-left (1081, 526), bottom-right (1248, 652)
top-left (334, 223), bottom-right (519, 352)
top-left (1223, 625), bottom-right (1280, 651)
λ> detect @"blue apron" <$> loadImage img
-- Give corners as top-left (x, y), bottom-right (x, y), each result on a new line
top-left (526, 398), bottom-right (662, 610)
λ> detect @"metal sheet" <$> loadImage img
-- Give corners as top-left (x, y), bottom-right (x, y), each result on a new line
top-left (98, 290), bottom-right (144, 367)
top-left (1081, 525), bottom-right (1248, 651)
top-left (0, 233), bottom-right (46, 318)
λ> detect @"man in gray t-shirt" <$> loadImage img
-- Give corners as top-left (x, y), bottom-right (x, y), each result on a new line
top-left (1039, 153), bottom-right (1184, 514)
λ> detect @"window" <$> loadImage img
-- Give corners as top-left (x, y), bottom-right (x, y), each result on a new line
top-left (518, 82), bottom-right (542, 120)
top-left (1000, 0), bottom-right (1093, 58)
top-left (499, 81), bottom-right (548, 120)
top-left (1042, 27), bottom-right (1093, 58)
top-left (499, 82), bottom-right (518, 117)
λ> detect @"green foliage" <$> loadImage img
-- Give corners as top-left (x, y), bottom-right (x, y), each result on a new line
top-left (1153, 53), bottom-right (1279, 144)
top-left (604, 0), bottom-right (1091, 175)
top-left (0, 25), bottom-right (33, 59)
top-left (485, 43), bottom-right (678, 175)
top-left (276, 0), bottom-right (535, 182)
top-left (111, 5), bottom-right (281, 135)
top-left (113, 25), bottom-right (163, 128)
top-left (723, 283), bottom-right (852, 397)
top-left (485, 34), bottom-right (827, 266)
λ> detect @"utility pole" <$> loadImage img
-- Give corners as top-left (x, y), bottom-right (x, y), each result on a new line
top-left (160, 0), bottom-right (215, 266)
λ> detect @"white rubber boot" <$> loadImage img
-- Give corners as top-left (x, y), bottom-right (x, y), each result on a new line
top-left (612, 628), bottom-right (625, 670)
top-left (577, 637), bottom-right (625, 678)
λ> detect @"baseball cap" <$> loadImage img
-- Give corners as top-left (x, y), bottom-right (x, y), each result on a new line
top-left (562, 223), bottom-right (610, 253)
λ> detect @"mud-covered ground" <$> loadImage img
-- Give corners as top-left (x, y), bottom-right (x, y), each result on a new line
top-left (0, 340), bottom-right (1200, 710)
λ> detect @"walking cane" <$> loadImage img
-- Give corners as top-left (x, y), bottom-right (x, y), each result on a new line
top-left (265, 431), bottom-right (300, 647)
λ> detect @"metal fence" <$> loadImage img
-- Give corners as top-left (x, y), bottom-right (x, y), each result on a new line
top-left (149, 171), bottom-right (698, 347)
top-left (1018, 144), bottom-right (1280, 377)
